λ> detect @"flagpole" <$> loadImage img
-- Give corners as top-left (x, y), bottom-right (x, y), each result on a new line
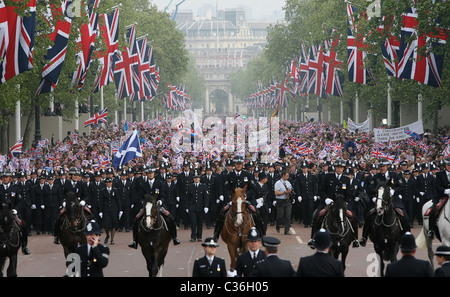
top-left (387, 77), bottom-right (392, 127)
top-left (15, 99), bottom-right (21, 143)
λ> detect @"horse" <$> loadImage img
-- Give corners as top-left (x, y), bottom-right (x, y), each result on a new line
top-left (221, 185), bottom-right (255, 269)
top-left (0, 202), bottom-right (21, 277)
top-left (137, 194), bottom-right (171, 277)
top-left (322, 194), bottom-right (354, 271)
top-left (366, 182), bottom-right (402, 277)
top-left (416, 197), bottom-right (450, 270)
top-left (58, 192), bottom-right (93, 259)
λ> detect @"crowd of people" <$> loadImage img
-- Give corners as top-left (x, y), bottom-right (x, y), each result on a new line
top-left (1, 116), bottom-right (450, 277)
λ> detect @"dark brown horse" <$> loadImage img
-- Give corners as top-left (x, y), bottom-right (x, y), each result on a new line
top-left (137, 194), bottom-right (171, 277)
top-left (0, 202), bottom-right (21, 277)
top-left (221, 185), bottom-right (255, 269)
top-left (58, 192), bottom-right (93, 259)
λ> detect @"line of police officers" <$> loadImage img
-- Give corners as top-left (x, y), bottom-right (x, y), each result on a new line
top-left (1, 154), bottom-right (449, 256)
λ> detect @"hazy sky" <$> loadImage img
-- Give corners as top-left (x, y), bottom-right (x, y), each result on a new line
top-left (150, 0), bottom-right (285, 21)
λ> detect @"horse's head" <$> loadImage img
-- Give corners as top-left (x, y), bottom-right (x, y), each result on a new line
top-left (375, 181), bottom-right (392, 216)
top-left (328, 194), bottom-right (347, 233)
top-left (65, 192), bottom-right (82, 229)
top-left (0, 201), bottom-right (14, 229)
top-left (231, 184), bottom-right (248, 227)
top-left (143, 194), bottom-right (160, 229)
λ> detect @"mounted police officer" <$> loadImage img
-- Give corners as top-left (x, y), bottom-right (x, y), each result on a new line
top-left (213, 155), bottom-right (264, 240)
top-left (308, 159), bottom-right (359, 248)
top-left (0, 170), bottom-right (30, 254)
top-left (428, 157), bottom-right (450, 239)
top-left (359, 158), bottom-right (410, 247)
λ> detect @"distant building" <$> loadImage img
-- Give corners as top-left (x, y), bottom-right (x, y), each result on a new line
top-left (174, 9), bottom-right (276, 115)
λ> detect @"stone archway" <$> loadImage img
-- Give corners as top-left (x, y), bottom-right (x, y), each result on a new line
top-left (204, 80), bottom-right (234, 116)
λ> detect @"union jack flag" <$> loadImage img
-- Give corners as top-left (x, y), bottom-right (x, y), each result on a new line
top-left (92, 6), bottom-right (120, 93)
top-left (298, 44), bottom-right (309, 94)
top-left (398, 5), bottom-right (447, 88)
top-left (307, 45), bottom-right (327, 98)
top-left (114, 25), bottom-right (140, 99)
top-left (378, 16), bottom-right (402, 78)
top-left (71, 0), bottom-right (100, 91)
top-left (84, 108), bottom-right (107, 127)
top-left (323, 34), bottom-right (344, 97)
top-left (370, 148), bottom-right (383, 159)
top-left (381, 152), bottom-right (395, 163)
top-left (347, 3), bottom-right (376, 85)
top-left (130, 35), bottom-right (152, 102)
top-left (8, 138), bottom-right (23, 159)
top-left (36, 0), bottom-right (73, 95)
top-left (0, 0), bottom-right (36, 84)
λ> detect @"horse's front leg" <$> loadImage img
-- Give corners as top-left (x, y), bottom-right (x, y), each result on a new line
top-left (7, 255), bottom-right (17, 277)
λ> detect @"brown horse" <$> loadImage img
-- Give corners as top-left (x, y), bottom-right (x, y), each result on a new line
top-left (58, 192), bottom-right (93, 260)
top-left (221, 185), bottom-right (255, 269)
top-left (137, 194), bottom-right (171, 277)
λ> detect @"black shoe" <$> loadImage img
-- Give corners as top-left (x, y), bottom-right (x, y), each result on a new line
top-left (427, 230), bottom-right (434, 240)
top-left (307, 239), bottom-right (315, 249)
top-left (173, 238), bottom-right (180, 245)
top-left (276, 226), bottom-right (280, 233)
top-left (352, 240), bottom-right (360, 248)
top-left (22, 247), bottom-right (30, 255)
top-left (54, 237), bottom-right (60, 245)
top-left (359, 237), bottom-right (367, 247)
top-left (104, 235), bottom-right (109, 244)
top-left (128, 241), bottom-right (138, 249)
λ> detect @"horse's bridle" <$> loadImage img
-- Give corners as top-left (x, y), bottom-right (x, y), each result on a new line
top-left (62, 206), bottom-right (88, 233)
top-left (375, 189), bottom-right (397, 227)
top-left (322, 203), bottom-right (351, 238)
top-left (224, 195), bottom-right (253, 237)
top-left (141, 203), bottom-right (166, 232)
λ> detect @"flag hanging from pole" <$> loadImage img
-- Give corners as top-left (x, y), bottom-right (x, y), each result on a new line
top-left (84, 108), bottom-right (108, 127)
top-left (8, 138), bottom-right (23, 159)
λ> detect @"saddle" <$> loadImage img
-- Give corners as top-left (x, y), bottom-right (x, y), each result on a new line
top-left (424, 197), bottom-right (448, 217)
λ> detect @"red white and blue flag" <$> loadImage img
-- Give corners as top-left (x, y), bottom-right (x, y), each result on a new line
top-left (71, 0), bottom-right (100, 91)
top-left (84, 108), bottom-right (108, 127)
top-left (130, 35), bottom-right (152, 102)
top-left (347, 3), bottom-right (376, 85)
top-left (8, 138), bottom-right (23, 159)
top-left (0, 0), bottom-right (36, 84)
top-left (92, 6), bottom-right (120, 93)
top-left (323, 35), bottom-right (344, 98)
top-left (114, 25), bottom-right (140, 99)
top-left (36, 0), bottom-right (73, 95)
top-left (398, 5), bottom-right (447, 88)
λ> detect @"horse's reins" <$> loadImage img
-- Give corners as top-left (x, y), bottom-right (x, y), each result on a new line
top-left (140, 207), bottom-right (167, 232)
top-left (224, 201), bottom-right (254, 237)
top-left (322, 207), bottom-right (352, 238)
top-left (61, 207), bottom-right (89, 233)
top-left (374, 197), bottom-right (398, 228)
top-left (0, 223), bottom-right (20, 248)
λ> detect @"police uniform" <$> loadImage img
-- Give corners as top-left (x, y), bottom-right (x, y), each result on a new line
top-left (235, 228), bottom-right (266, 277)
top-left (99, 178), bottom-right (122, 231)
top-left (201, 162), bottom-right (221, 228)
top-left (192, 238), bottom-right (226, 277)
top-left (42, 174), bottom-right (63, 234)
top-left (254, 173), bottom-right (270, 234)
top-left (75, 220), bottom-right (110, 277)
top-left (435, 245), bottom-right (450, 277)
top-left (187, 170), bottom-right (209, 242)
top-left (249, 236), bottom-right (295, 277)
top-left (385, 232), bottom-right (433, 277)
top-left (114, 170), bottom-right (132, 231)
top-left (178, 161), bottom-right (193, 229)
top-left (295, 161), bottom-right (318, 227)
top-left (296, 229), bottom-right (345, 277)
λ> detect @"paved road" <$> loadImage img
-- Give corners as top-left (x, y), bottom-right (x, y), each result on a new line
top-left (13, 222), bottom-right (439, 277)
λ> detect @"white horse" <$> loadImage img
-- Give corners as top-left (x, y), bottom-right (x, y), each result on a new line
top-left (416, 199), bottom-right (450, 270)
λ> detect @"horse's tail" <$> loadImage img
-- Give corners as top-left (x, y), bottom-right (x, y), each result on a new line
top-left (415, 227), bottom-right (427, 250)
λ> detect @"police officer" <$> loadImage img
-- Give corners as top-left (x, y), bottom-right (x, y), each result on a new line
top-left (75, 220), bottom-right (110, 277)
top-left (43, 173), bottom-right (63, 235)
top-left (401, 170), bottom-right (418, 228)
top-left (385, 232), bottom-right (433, 277)
top-left (428, 157), bottom-right (450, 239)
top-left (178, 161), bottom-right (193, 230)
top-left (0, 170), bottom-right (30, 254)
top-left (360, 158), bottom-right (410, 247)
top-left (434, 245), bottom-right (450, 277)
top-left (416, 163), bottom-right (436, 225)
top-left (201, 161), bottom-right (220, 229)
top-left (309, 159), bottom-right (359, 248)
top-left (16, 171), bottom-right (33, 237)
top-left (296, 229), bottom-right (345, 277)
top-left (114, 169), bottom-right (132, 232)
top-left (254, 172), bottom-right (270, 234)
top-left (249, 236), bottom-right (295, 277)
top-left (295, 161), bottom-right (318, 228)
top-left (187, 169), bottom-right (209, 242)
top-left (192, 237), bottom-right (226, 277)
top-left (234, 227), bottom-right (266, 277)
top-left (99, 177), bottom-right (122, 244)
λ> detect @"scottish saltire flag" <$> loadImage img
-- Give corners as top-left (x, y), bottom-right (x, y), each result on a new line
top-left (398, 5), bottom-right (447, 88)
top-left (0, 0), bottom-right (36, 84)
top-left (36, 0), bottom-right (73, 95)
top-left (112, 130), bottom-right (142, 170)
